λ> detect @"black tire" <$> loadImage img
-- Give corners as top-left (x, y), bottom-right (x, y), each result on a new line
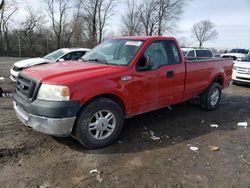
top-left (74, 98), bottom-right (124, 149)
top-left (200, 83), bottom-right (222, 111)
top-left (0, 87), bottom-right (3, 97)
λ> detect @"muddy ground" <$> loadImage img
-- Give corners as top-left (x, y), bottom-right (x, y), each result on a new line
top-left (0, 57), bottom-right (250, 188)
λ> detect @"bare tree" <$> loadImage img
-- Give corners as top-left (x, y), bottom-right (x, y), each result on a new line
top-left (138, 0), bottom-right (159, 36)
top-left (97, 0), bottom-right (116, 43)
top-left (192, 19), bottom-right (218, 47)
top-left (20, 6), bottom-right (45, 53)
top-left (157, 0), bottom-right (184, 35)
top-left (62, 1), bottom-right (82, 47)
top-left (0, 0), bottom-right (17, 51)
top-left (121, 0), bottom-right (141, 36)
top-left (44, 0), bottom-right (81, 48)
top-left (81, 0), bottom-right (116, 47)
top-left (82, 0), bottom-right (99, 47)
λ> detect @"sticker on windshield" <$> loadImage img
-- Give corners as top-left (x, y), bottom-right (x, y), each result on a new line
top-left (125, 41), bottom-right (142, 46)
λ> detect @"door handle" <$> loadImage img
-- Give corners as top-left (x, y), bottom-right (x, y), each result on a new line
top-left (166, 71), bottom-right (174, 78)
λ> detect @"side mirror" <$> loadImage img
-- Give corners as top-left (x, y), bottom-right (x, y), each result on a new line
top-left (58, 58), bottom-right (65, 62)
top-left (137, 55), bottom-right (153, 71)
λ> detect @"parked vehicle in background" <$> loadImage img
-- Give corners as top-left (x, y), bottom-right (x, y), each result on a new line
top-left (13, 36), bottom-right (233, 149)
top-left (181, 48), bottom-right (214, 59)
top-left (232, 53), bottom-right (250, 84)
top-left (10, 48), bottom-right (91, 81)
top-left (220, 48), bottom-right (249, 61)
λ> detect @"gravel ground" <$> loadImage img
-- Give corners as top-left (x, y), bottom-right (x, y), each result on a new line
top-left (0, 57), bottom-right (250, 188)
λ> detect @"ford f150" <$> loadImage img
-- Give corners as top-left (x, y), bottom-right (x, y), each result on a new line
top-left (13, 36), bottom-right (233, 149)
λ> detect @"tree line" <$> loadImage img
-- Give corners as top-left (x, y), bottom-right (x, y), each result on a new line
top-left (0, 0), bottom-right (217, 57)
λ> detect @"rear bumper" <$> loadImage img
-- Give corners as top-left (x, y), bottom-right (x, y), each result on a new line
top-left (14, 101), bottom-right (76, 137)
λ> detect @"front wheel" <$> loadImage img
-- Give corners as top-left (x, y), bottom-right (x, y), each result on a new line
top-left (74, 98), bottom-right (124, 149)
top-left (200, 83), bottom-right (222, 111)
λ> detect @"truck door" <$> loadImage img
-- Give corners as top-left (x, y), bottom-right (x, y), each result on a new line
top-left (131, 41), bottom-right (175, 112)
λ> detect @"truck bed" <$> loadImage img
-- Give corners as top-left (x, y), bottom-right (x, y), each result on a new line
top-left (184, 58), bottom-right (233, 100)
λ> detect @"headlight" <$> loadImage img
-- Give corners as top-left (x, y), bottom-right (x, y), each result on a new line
top-left (233, 66), bottom-right (238, 70)
top-left (37, 84), bottom-right (70, 101)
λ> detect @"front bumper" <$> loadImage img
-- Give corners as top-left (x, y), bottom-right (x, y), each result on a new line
top-left (13, 91), bottom-right (81, 137)
top-left (232, 70), bottom-right (250, 84)
top-left (14, 101), bottom-right (76, 137)
top-left (10, 68), bottom-right (19, 82)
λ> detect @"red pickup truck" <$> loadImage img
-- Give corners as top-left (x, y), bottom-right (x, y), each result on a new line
top-left (13, 36), bottom-right (233, 149)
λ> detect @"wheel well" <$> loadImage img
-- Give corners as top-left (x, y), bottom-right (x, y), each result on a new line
top-left (213, 76), bottom-right (223, 86)
top-left (78, 94), bottom-right (126, 116)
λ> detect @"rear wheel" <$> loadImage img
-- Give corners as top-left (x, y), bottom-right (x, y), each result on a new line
top-left (74, 98), bottom-right (124, 149)
top-left (200, 83), bottom-right (222, 111)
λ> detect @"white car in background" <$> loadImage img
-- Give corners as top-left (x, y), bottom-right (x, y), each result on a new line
top-left (181, 48), bottom-right (214, 58)
top-left (220, 49), bottom-right (249, 61)
top-left (232, 53), bottom-right (250, 84)
top-left (10, 48), bottom-right (90, 81)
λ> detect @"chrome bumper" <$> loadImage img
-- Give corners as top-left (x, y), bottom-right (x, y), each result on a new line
top-left (13, 101), bottom-right (76, 137)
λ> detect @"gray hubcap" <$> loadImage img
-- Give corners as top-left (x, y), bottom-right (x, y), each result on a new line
top-left (88, 110), bottom-right (116, 140)
top-left (210, 88), bottom-right (220, 106)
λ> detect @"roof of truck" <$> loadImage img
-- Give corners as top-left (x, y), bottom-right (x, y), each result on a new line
top-left (113, 36), bottom-right (176, 41)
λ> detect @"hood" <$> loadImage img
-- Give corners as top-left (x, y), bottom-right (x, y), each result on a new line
top-left (220, 53), bottom-right (246, 58)
top-left (234, 61), bottom-right (250, 68)
top-left (22, 61), bottom-right (126, 84)
top-left (14, 57), bottom-right (52, 68)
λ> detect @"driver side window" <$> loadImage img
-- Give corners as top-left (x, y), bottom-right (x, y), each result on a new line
top-left (139, 41), bottom-right (169, 70)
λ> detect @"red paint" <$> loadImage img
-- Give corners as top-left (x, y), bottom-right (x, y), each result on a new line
top-left (22, 36), bottom-right (233, 117)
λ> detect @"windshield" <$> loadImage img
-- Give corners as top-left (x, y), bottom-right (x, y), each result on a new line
top-left (241, 53), bottom-right (250, 62)
top-left (43, 49), bottom-right (65, 61)
top-left (82, 39), bottom-right (144, 66)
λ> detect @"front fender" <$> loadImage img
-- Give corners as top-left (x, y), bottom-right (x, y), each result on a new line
top-left (70, 78), bottom-right (129, 111)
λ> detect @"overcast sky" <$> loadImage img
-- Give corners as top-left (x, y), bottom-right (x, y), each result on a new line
top-left (175, 0), bottom-right (250, 49)
top-left (19, 0), bottom-right (250, 49)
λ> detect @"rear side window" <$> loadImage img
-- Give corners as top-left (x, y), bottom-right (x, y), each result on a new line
top-left (71, 51), bottom-right (86, 60)
top-left (170, 42), bottom-right (181, 64)
top-left (62, 51), bottom-right (86, 61)
top-left (205, 50), bottom-right (213, 57)
top-left (187, 50), bottom-right (195, 57)
top-left (196, 50), bottom-right (207, 58)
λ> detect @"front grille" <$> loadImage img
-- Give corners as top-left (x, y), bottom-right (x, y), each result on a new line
top-left (16, 75), bottom-right (37, 100)
top-left (236, 67), bottom-right (250, 75)
top-left (13, 65), bottom-right (22, 71)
